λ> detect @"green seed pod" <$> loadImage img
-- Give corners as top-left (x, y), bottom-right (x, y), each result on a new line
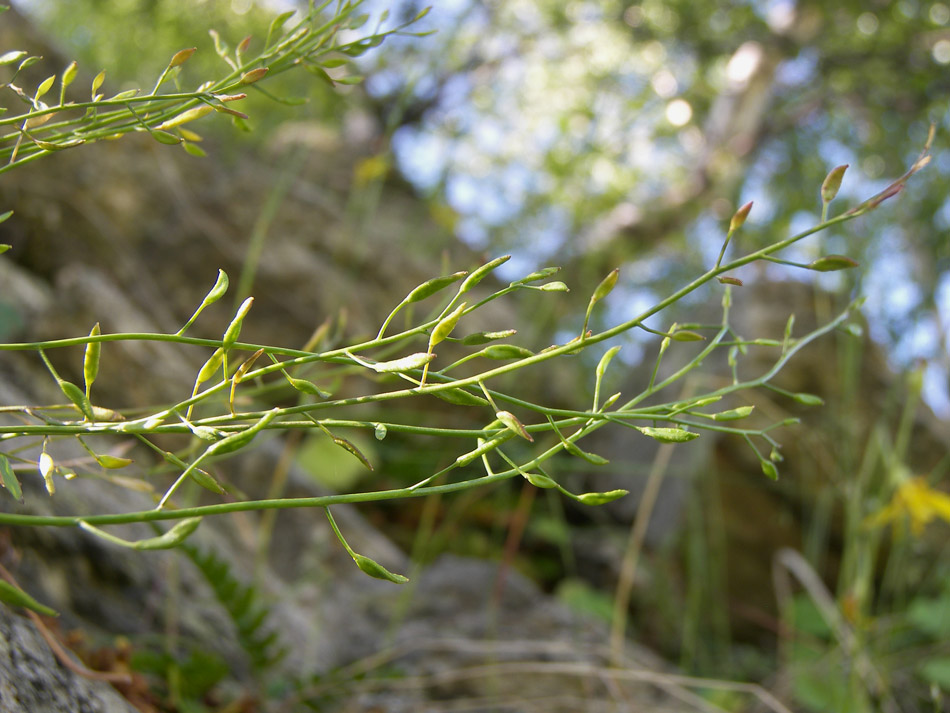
top-left (169, 47), bottom-right (197, 68)
top-left (207, 409), bottom-right (278, 457)
top-left (481, 345), bottom-right (534, 360)
top-left (374, 423), bottom-right (388, 440)
top-left (204, 269), bottom-right (229, 305)
top-left (60, 380), bottom-right (94, 420)
top-left (197, 348), bottom-right (225, 385)
top-left (459, 255), bottom-right (511, 293)
top-left (0, 580), bottom-right (57, 617)
top-left (35, 74), bottom-right (55, 100)
top-left (223, 297), bottom-right (254, 349)
top-left (136, 517), bottom-right (202, 550)
top-left (61, 60), bottom-right (78, 88)
top-left (430, 387), bottom-right (488, 407)
top-left (352, 553), bottom-right (409, 583)
top-left (156, 104), bottom-right (213, 130)
top-left (807, 255), bottom-right (859, 272)
top-left (712, 406), bottom-right (755, 421)
top-left (461, 329), bottom-right (517, 345)
top-left (525, 472), bottom-right (557, 489)
top-left (510, 266), bottom-right (560, 285)
top-left (91, 69), bottom-right (106, 97)
top-left (769, 447), bottom-right (784, 463)
top-left (729, 201), bottom-right (753, 232)
top-left (239, 67), bottom-right (269, 84)
top-left (821, 164), bottom-right (849, 204)
top-left (670, 330), bottom-right (705, 342)
top-left (576, 489), bottom-right (629, 506)
top-left (406, 271), bottom-right (468, 303)
top-left (83, 323), bottom-right (101, 396)
top-left (429, 303), bottom-right (467, 348)
top-left (596, 346), bottom-right (622, 381)
top-left (331, 436), bottom-right (373, 471)
top-left (95, 454), bottom-right (133, 469)
top-left (189, 468), bottom-right (224, 494)
top-left (718, 276), bottom-right (743, 286)
top-left (287, 376), bottom-right (330, 398)
top-left (0, 454), bottom-right (23, 502)
top-left (495, 410), bottom-right (533, 442)
top-left (538, 281), bottom-right (570, 292)
top-left (38, 451), bottom-right (55, 495)
top-left (635, 426), bottom-right (699, 443)
top-left (760, 460), bottom-right (779, 480)
top-left (590, 268), bottom-right (619, 305)
top-left (791, 392), bottom-right (824, 406)
top-left (371, 352), bottom-right (435, 373)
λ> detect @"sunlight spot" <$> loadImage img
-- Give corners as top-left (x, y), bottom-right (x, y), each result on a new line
top-left (726, 42), bottom-right (763, 86)
top-left (666, 99), bottom-right (692, 127)
top-left (651, 69), bottom-right (678, 98)
top-left (933, 39), bottom-right (950, 64)
top-left (857, 12), bottom-right (879, 35)
top-left (931, 3), bottom-right (950, 24)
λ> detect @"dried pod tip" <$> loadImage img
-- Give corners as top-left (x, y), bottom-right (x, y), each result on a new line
top-left (729, 201), bottom-right (753, 233)
top-left (821, 164), bottom-right (849, 204)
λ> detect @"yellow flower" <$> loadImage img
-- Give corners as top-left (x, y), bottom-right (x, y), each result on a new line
top-left (865, 477), bottom-right (950, 535)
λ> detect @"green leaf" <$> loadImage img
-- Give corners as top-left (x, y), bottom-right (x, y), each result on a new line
top-left (0, 580), bottom-right (57, 617)
top-left (0, 454), bottom-right (22, 502)
top-left (576, 489), bottom-right (628, 506)
top-left (635, 426), bottom-right (699, 443)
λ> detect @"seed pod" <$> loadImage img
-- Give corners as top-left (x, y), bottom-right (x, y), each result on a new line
top-left (371, 352), bottom-right (435, 373)
top-left (83, 323), bottom-right (101, 396)
top-left (760, 460), bottom-right (779, 480)
top-left (406, 272), bottom-right (467, 303)
top-left (590, 268), bottom-right (619, 305)
top-left (0, 580), bottom-right (58, 617)
top-left (286, 374), bottom-right (330, 398)
top-left (91, 69), bottom-right (105, 97)
top-left (790, 392), bottom-right (824, 406)
top-left (331, 436), bottom-right (373, 471)
top-left (718, 276), bottom-right (743, 286)
top-left (189, 468), bottom-right (224, 494)
top-left (712, 406), bottom-right (755, 421)
top-left (807, 255), bottom-right (859, 272)
top-left (461, 329), bottom-right (517, 345)
top-left (595, 346), bottom-right (622, 382)
top-left (821, 164), bottom-right (848, 204)
top-left (35, 74), bottom-right (55, 100)
top-left (429, 303), bottom-right (467, 349)
top-left (60, 380), bottom-right (94, 420)
top-left (729, 201), bottom-right (753, 232)
top-left (459, 255), bottom-right (510, 293)
top-left (38, 451), bottom-right (55, 495)
top-left (524, 472), bottom-right (557, 489)
top-left (206, 409), bottom-right (278, 457)
top-left (670, 330), bottom-right (705, 342)
top-left (430, 387), bottom-right (488, 407)
top-left (95, 454), bottom-right (133, 469)
top-left (496, 411), bottom-right (533, 442)
top-left (635, 426), bottom-right (699, 443)
top-left (239, 67), bottom-right (268, 84)
top-left (169, 47), bottom-right (197, 68)
top-left (481, 345), bottom-right (534, 360)
top-left (156, 104), bottom-right (214, 130)
top-left (61, 60), bottom-right (78, 88)
top-left (222, 297), bottom-right (254, 349)
top-left (576, 489), bottom-right (629, 506)
top-left (0, 454), bottom-right (23, 502)
top-left (511, 266), bottom-right (560, 285)
top-left (538, 281), bottom-right (569, 292)
top-left (197, 348), bottom-right (225, 385)
top-left (353, 553), bottom-right (409, 583)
